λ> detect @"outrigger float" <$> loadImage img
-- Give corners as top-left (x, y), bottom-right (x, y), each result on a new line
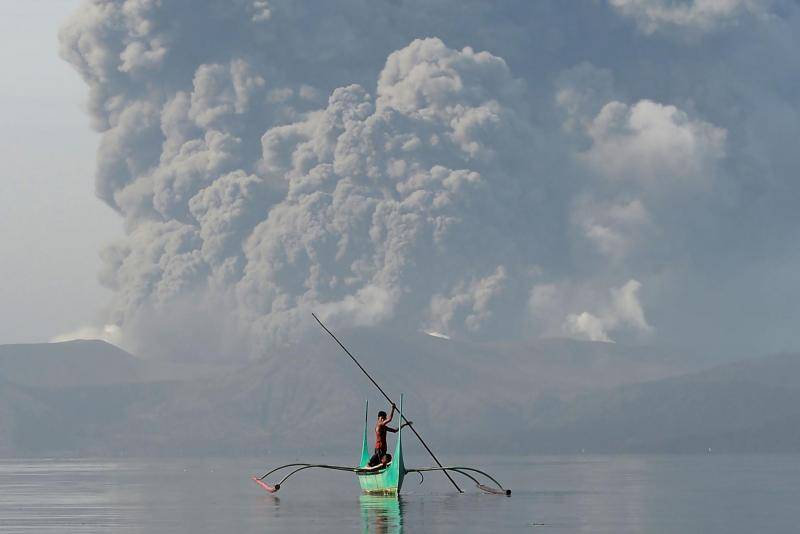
top-left (253, 396), bottom-right (510, 495)
top-left (252, 314), bottom-right (510, 497)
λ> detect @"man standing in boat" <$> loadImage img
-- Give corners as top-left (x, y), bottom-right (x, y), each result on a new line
top-left (368, 404), bottom-right (411, 466)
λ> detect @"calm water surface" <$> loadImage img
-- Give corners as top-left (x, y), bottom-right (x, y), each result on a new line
top-left (0, 454), bottom-right (798, 533)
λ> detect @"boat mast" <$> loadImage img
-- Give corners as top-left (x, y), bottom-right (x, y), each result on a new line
top-left (360, 399), bottom-right (370, 468)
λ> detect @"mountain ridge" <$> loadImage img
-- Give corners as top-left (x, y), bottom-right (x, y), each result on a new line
top-left (1, 336), bottom-right (796, 456)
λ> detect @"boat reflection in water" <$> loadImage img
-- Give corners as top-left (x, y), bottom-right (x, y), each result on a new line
top-left (359, 495), bottom-right (403, 534)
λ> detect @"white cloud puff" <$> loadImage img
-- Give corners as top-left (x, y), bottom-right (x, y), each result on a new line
top-left (531, 279), bottom-right (652, 343)
top-left (572, 197), bottom-right (650, 260)
top-left (426, 266), bottom-right (508, 336)
top-left (609, 0), bottom-right (769, 33)
top-left (581, 100), bottom-right (727, 187)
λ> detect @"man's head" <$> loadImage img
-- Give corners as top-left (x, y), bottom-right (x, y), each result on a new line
top-left (377, 410), bottom-right (387, 421)
top-left (382, 453), bottom-right (392, 465)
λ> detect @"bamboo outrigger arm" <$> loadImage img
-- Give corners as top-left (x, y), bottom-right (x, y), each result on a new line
top-left (254, 462), bottom-right (510, 496)
top-left (253, 463), bottom-right (362, 493)
top-left (258, 462), bottom-right (395, 482)
top-left (407, 466), bottom-right (511, 496)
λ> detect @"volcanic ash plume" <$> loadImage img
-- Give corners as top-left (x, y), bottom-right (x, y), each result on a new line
top-left (59, 2), bottom-right (558, 358)
top-left (60, 0), bottom-right (747, 359)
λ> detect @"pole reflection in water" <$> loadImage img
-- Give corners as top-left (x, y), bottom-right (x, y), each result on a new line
top-left (359, 495), bottom-right (403, 534)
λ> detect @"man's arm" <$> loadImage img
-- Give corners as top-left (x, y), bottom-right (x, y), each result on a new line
top-left (386, 418), bottom-right (414, 433)
top-left (379, 404), bottom-right (396, 427)
top-left (385, 421), bottom-right (412, 433)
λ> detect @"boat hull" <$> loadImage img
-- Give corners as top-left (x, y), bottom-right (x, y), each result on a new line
top-left (358, 396), bottom-right (406, 495)
top-left (357, 466), bottom-right (404, 494)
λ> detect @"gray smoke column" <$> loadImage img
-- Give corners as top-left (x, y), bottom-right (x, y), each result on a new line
top-left (58, 1), bottom-right (557, 358)
top-left (62, 1), bottom-right (800, 361)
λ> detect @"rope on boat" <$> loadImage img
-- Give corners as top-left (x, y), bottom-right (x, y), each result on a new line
top-left (406, 466), bottom-right (511, 496)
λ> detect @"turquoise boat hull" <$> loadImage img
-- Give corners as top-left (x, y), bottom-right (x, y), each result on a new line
top-left (357, 396), bottom-right (406, 495)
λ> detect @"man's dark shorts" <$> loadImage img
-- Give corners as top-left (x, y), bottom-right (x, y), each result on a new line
top-left (368, 448), bottom-right (386, 467)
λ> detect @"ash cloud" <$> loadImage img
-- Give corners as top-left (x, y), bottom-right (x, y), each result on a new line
top-left (60, 0), bottom-right (800, 360)
top-left (609, 0), bottom-right (770, 34)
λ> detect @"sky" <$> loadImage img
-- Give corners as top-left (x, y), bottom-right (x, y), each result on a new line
top-left (0, 0), bottom-right (120, 344)
top-left (1, 0), bottom-right (799, 362)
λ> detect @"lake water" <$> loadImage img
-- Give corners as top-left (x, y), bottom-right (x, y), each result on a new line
top-left (0, 454), bottom-right (798, 533)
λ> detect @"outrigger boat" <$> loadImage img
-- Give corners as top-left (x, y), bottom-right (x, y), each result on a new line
top-left (357, 399), bottom-right (405, 494)
top-left (252, 314), bottom-right (511, 496)
top-left (253, 396), bottom-right (510, 495)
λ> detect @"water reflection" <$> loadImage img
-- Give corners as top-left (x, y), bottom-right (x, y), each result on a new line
top-left (359, 495), bottom-right (403, 534)
top-left (3, 456), bottom-right (800, 533)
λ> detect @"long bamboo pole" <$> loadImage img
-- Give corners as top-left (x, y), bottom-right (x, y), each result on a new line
top-left (311, 313), bottom-right (463, 493)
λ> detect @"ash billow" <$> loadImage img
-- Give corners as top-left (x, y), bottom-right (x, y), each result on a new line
top-left (59, 1), bottom-right (800, 361)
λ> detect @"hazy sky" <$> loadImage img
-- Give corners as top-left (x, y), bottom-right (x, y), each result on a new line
top-left (3, 1), bottom-right (799, 362)
top-left (0, 0), bottom-right (120, 344)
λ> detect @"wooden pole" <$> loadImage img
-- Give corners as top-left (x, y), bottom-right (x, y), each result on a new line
top-left (312, 313), bottom-right (463, 493)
